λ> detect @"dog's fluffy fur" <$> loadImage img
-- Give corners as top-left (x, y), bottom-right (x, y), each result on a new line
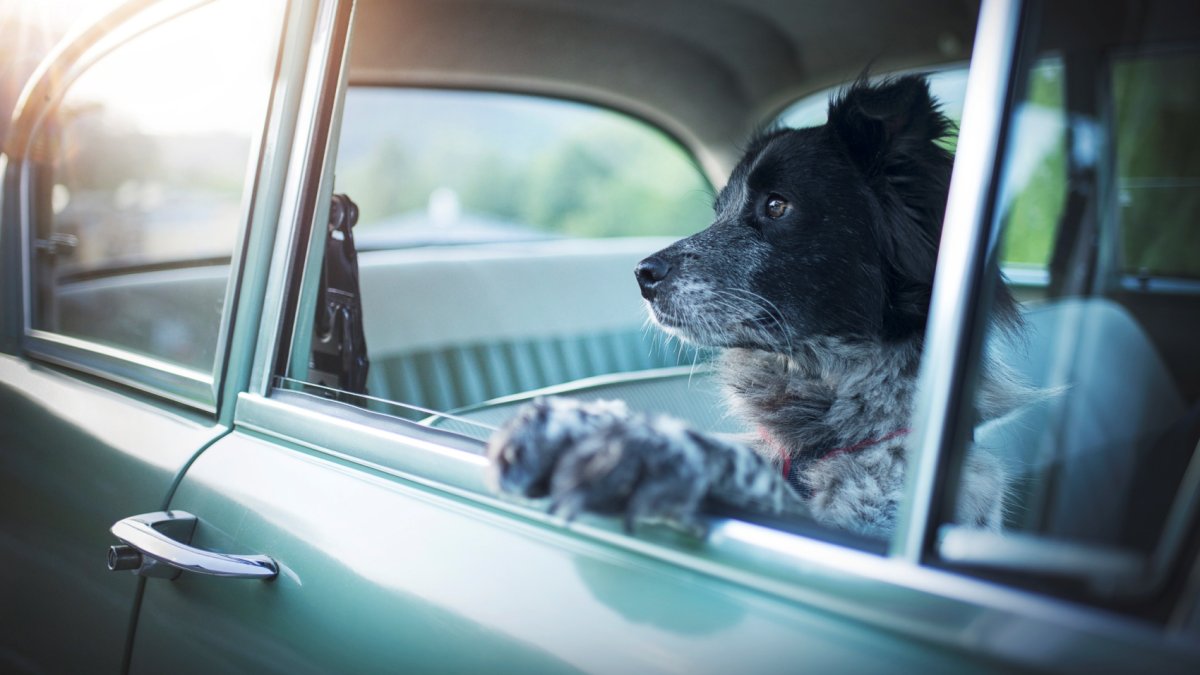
top-left (487, 76), bottom-right (1021, 537)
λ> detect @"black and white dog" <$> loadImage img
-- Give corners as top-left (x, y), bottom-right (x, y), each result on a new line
top-left (487, 76), bottom-right (1023, 537)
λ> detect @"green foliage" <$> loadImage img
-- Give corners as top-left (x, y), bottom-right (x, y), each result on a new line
top-left (994, 53), bottom-right (1200, 278)
top-left (521, 118), bottom-right (711, 237)
top-left (999, 62), bottom-right (1065, 267)
top-left (1113, 53), bottom-right (1200, 278)
top-left (338, 102), bottom-right (712, 240)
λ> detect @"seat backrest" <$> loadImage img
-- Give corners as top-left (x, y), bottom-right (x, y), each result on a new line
top-left (55, 265), bottom-right (230, 372)
top-left (358, 237), bottom-right (700, 414)
top-left (978, 297), bottom-right (1187, 542)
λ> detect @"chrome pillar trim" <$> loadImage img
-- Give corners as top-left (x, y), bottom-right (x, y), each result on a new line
top-left (110, 510), bottom-right (279, 580)
top-left (249, 0), bottom-right (354, 397)
top-left (23, 330), bottom-right (215, 412)
top-left (0, 151), bottom-right (17, 353)
top-left (218, 0), bottom-right (323, 421)
top-left (892, 0), bottom-right (1024, 562)
top-left (938, 525), bottom-right (1145, 590)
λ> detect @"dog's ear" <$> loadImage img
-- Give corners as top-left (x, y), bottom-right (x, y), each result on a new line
top-left (827, 74), bottom-right (951, 177)
top-left (829, 75), bottom-right (959, 339)
top-left (828, 75), bottom-right (1022, 340)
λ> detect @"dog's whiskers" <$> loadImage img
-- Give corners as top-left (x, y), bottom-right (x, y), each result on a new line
top-left (709, 288), bottom-right (795, 355)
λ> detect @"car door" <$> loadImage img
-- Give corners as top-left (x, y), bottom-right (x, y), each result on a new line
top-left (120, 0), bottom-right (1200, 673)
top-left (0, 0), bottom-right (286, 672)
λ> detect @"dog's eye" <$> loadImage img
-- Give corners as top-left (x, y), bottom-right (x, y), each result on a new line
top-left (765, 195), bottom-right (791, 219)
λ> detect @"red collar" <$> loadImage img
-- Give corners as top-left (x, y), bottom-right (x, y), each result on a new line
top-left (762, 427), bottom-right (911, 484)
top-left (821, 428), bottom-right (910, 462)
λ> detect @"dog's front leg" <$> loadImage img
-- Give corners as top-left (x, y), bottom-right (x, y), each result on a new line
top-left (487, 397), bottom-right (804, 533)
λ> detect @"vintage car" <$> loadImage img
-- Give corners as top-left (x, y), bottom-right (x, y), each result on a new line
top-left (2, 0), bottom-right (1199, 672)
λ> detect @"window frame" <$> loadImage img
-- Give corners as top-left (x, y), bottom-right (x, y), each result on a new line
top-left (892, 0), bottom-right (1026, 564)
top-left (235, 0), bottom-right (1198, 662)
top-left (6, 0), bottom-right (284, 413)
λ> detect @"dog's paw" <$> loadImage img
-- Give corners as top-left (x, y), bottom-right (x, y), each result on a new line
top-left (487, 398), bottom-right (710, 534)
top-left (487, 397), bottom-right (631, 498)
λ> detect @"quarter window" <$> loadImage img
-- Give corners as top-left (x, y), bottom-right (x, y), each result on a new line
top-left (27, 0), bottom-right (283, 374)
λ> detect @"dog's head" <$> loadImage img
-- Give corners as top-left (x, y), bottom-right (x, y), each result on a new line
top-left (639, 75), bottom-right (993, 352)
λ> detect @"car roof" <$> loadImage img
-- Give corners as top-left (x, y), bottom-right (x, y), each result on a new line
top-left (348, 0), bottom-right (979, 177)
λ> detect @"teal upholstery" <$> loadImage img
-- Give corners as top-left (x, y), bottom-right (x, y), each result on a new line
top-left (978, 297), bottom-right (1187, 542)
top-left (366, 329), bottom-right (700, 417)
top-left (357, 237), bottom-right (700, 417)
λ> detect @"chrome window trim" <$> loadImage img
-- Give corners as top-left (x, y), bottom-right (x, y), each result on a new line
top-left (0, 151), bottom-right (13, 353)
top-left (937, 525), bottom-right (1147, 590)
top-left (23, 329), bottom-right (215, 411)
top-left (893, 0), bottom-right (1025, 562)
top-left (284, 3), bottom-right (354, 388)
top-left (249, 0), bottom-right (354, 397)
top-left (11, 0), bottom-right (284, 413)
top-left (217, 0), bottom-right (322, 422)
top-left (235, 389), bottom-right (1200, 668)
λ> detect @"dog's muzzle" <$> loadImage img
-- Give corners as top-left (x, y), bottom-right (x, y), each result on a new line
top-left (635, 255), bottom-right (671, 300)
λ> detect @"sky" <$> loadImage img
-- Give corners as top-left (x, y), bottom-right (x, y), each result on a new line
top-left (1, 0), bottom-right (283, 140)
top-left (1, 0), bottom-right (125, 142)
top-left (1, 0), bottom-right (126, 69)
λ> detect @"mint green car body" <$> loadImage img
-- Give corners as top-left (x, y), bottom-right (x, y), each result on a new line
top-left (2, 0), bottom-right (1199, 673)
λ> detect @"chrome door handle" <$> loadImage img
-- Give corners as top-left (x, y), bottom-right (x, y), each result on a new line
top-left (108, 511), bottom-right (278, 580)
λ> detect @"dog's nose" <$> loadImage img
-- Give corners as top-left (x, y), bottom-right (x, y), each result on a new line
top-left (635, 256), bottom-right (671, 299)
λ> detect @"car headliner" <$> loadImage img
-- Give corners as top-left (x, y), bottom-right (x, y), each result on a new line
top-left (348, 0), bottom-right (981, 178)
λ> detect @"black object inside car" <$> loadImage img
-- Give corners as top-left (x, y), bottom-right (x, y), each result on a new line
top-left (310, 193), bottom-right (370, 396)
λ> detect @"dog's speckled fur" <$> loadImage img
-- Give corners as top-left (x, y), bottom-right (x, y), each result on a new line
top-left (488, 76), bottom-right (1023, 537)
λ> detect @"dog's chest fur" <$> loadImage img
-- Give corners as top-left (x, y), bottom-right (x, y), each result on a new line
top-left (718, 341), bottom-right (925, 533)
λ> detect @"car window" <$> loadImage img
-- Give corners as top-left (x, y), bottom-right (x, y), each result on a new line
top-left (26, 0), bottom-right (283, 374)
top-left (1113, 52), bottom-right (1200, 280)
top-left (336, 88), bottom-right (712, 246)
top-left (935, 0), bottom-right (1200, 604)
top-left (777, 67), bottom-right (970, 136)
top-left (282, 88), bottom-right (715, 428)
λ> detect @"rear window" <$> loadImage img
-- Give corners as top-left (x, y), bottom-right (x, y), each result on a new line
top-left (284, 88), bottom-right (716, 423)
top-left (336, 89), bottom-right (711, 249)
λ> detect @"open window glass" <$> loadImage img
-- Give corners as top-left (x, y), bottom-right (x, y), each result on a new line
top-left (935, 0), bottom-right (1200, 604)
